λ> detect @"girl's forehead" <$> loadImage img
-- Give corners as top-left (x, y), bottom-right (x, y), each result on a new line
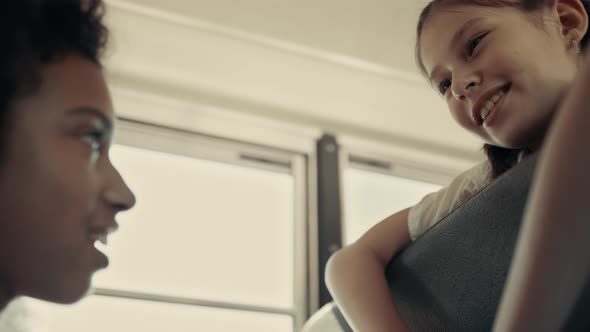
top-left (422, 5), bottom-right (499, 45)
top-left (419, 5), bottom-right (505, 76)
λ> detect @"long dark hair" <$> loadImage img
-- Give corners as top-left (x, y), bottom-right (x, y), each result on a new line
top-left (416, 0), bottom-right (590, 178)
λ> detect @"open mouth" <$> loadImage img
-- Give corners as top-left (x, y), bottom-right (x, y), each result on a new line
top-left (481, 84), bottom-right (511, 126)
top-left (92, 240), bottom-right (109, 268)
top-left (88, 232), bottom-right (110, 269)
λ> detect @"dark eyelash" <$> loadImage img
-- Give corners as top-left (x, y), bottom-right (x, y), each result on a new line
top-left (83, 131), bottom-right (106, 150)
top-left (89, 131), bottom-right (105, 141)
top-left (439, 79), bottom-right (451, 95)
top-left (467, 33), bottom-right (487, 56)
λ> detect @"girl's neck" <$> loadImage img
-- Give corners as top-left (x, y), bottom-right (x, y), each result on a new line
top-left (0, 275), bottom-right (15, 312)
top-left (0, 287), bottom-right (12, 312)
top-left (526, 102), bottom-right (561, 153)
top-left (527, 136), bottom-right (545, 153)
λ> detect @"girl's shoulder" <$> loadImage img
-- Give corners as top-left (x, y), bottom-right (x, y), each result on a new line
top-left (408, 160), bottom-right (493, 240)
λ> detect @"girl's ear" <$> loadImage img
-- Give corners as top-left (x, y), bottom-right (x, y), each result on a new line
top-left (553, 0), bottom-right (589, 42)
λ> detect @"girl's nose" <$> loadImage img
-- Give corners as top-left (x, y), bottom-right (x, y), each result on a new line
top-left (104, 164), bottom-right (136, 213)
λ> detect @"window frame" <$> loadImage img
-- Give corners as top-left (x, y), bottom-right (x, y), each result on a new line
top-left (95, 119), bottom-right (312, 331)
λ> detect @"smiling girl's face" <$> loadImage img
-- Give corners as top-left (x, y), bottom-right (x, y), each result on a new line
top-left (419, 1), bottom-right (585, 149)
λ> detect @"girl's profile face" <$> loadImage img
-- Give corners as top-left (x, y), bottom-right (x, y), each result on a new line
top-left (0, 54), bottom-right (136, 304)
top-left (419, 3), bottom-right (581, 149)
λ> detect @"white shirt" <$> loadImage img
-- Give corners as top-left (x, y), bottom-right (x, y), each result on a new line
top-left (408, 161), bottom-right (493, 241)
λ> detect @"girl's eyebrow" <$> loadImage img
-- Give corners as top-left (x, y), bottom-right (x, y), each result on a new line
top-left (450, 17), bottom-right (485, 51)
top-left (427, 17), bottom-right (485, 83)
top-left (66, 106), bottom-right (113, 135)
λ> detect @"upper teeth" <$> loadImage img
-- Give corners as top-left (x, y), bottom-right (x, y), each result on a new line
top-left (91, 233), bottom-right (109, 245)
top-left (481, 90), bottom-right (505, 120)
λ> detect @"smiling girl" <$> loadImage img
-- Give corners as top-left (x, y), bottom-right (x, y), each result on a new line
top-left (325, 0), bottom-right (590, 330)
top-left (0, 0), bottom-right (136, 311)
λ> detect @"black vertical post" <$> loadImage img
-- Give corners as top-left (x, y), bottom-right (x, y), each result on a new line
top-left (316, 134), bottom-right (343, 307)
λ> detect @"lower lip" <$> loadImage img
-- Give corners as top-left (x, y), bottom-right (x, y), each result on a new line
top-left (92, 245), bottom-right (109, 269)
top-left (483, 87), bottom-right (509, 127)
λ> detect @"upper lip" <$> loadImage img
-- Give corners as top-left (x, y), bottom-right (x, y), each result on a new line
top-left (88, 222), bottom-right (119, 241)
top-left (471, 84), bottom-right (509, 125)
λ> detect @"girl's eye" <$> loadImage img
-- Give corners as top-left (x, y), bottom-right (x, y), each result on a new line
top-left (467, 33), bottom-right (487, 56)
top-left (81, 131), bottom-right (105, 153)
top-left (439, 79), bottom-right (452, 95)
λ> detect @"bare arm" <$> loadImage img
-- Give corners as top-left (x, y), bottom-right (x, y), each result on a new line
top-left (325, 208), bottom-right (412, 331)
top-left (493, 58), bottom-right (590, 331)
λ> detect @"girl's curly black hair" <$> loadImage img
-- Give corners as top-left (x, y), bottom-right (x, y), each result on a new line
top-left (0, 0), bottom-right (108, 160)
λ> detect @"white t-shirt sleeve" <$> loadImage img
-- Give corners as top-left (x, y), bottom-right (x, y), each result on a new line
top-left (408, 161), bottom-right (493, 241)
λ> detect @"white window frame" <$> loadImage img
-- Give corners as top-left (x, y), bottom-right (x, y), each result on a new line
top-left (102, 119), bottom-right (311, 331)
top-left (338, 134), bottom-right (479, 245)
